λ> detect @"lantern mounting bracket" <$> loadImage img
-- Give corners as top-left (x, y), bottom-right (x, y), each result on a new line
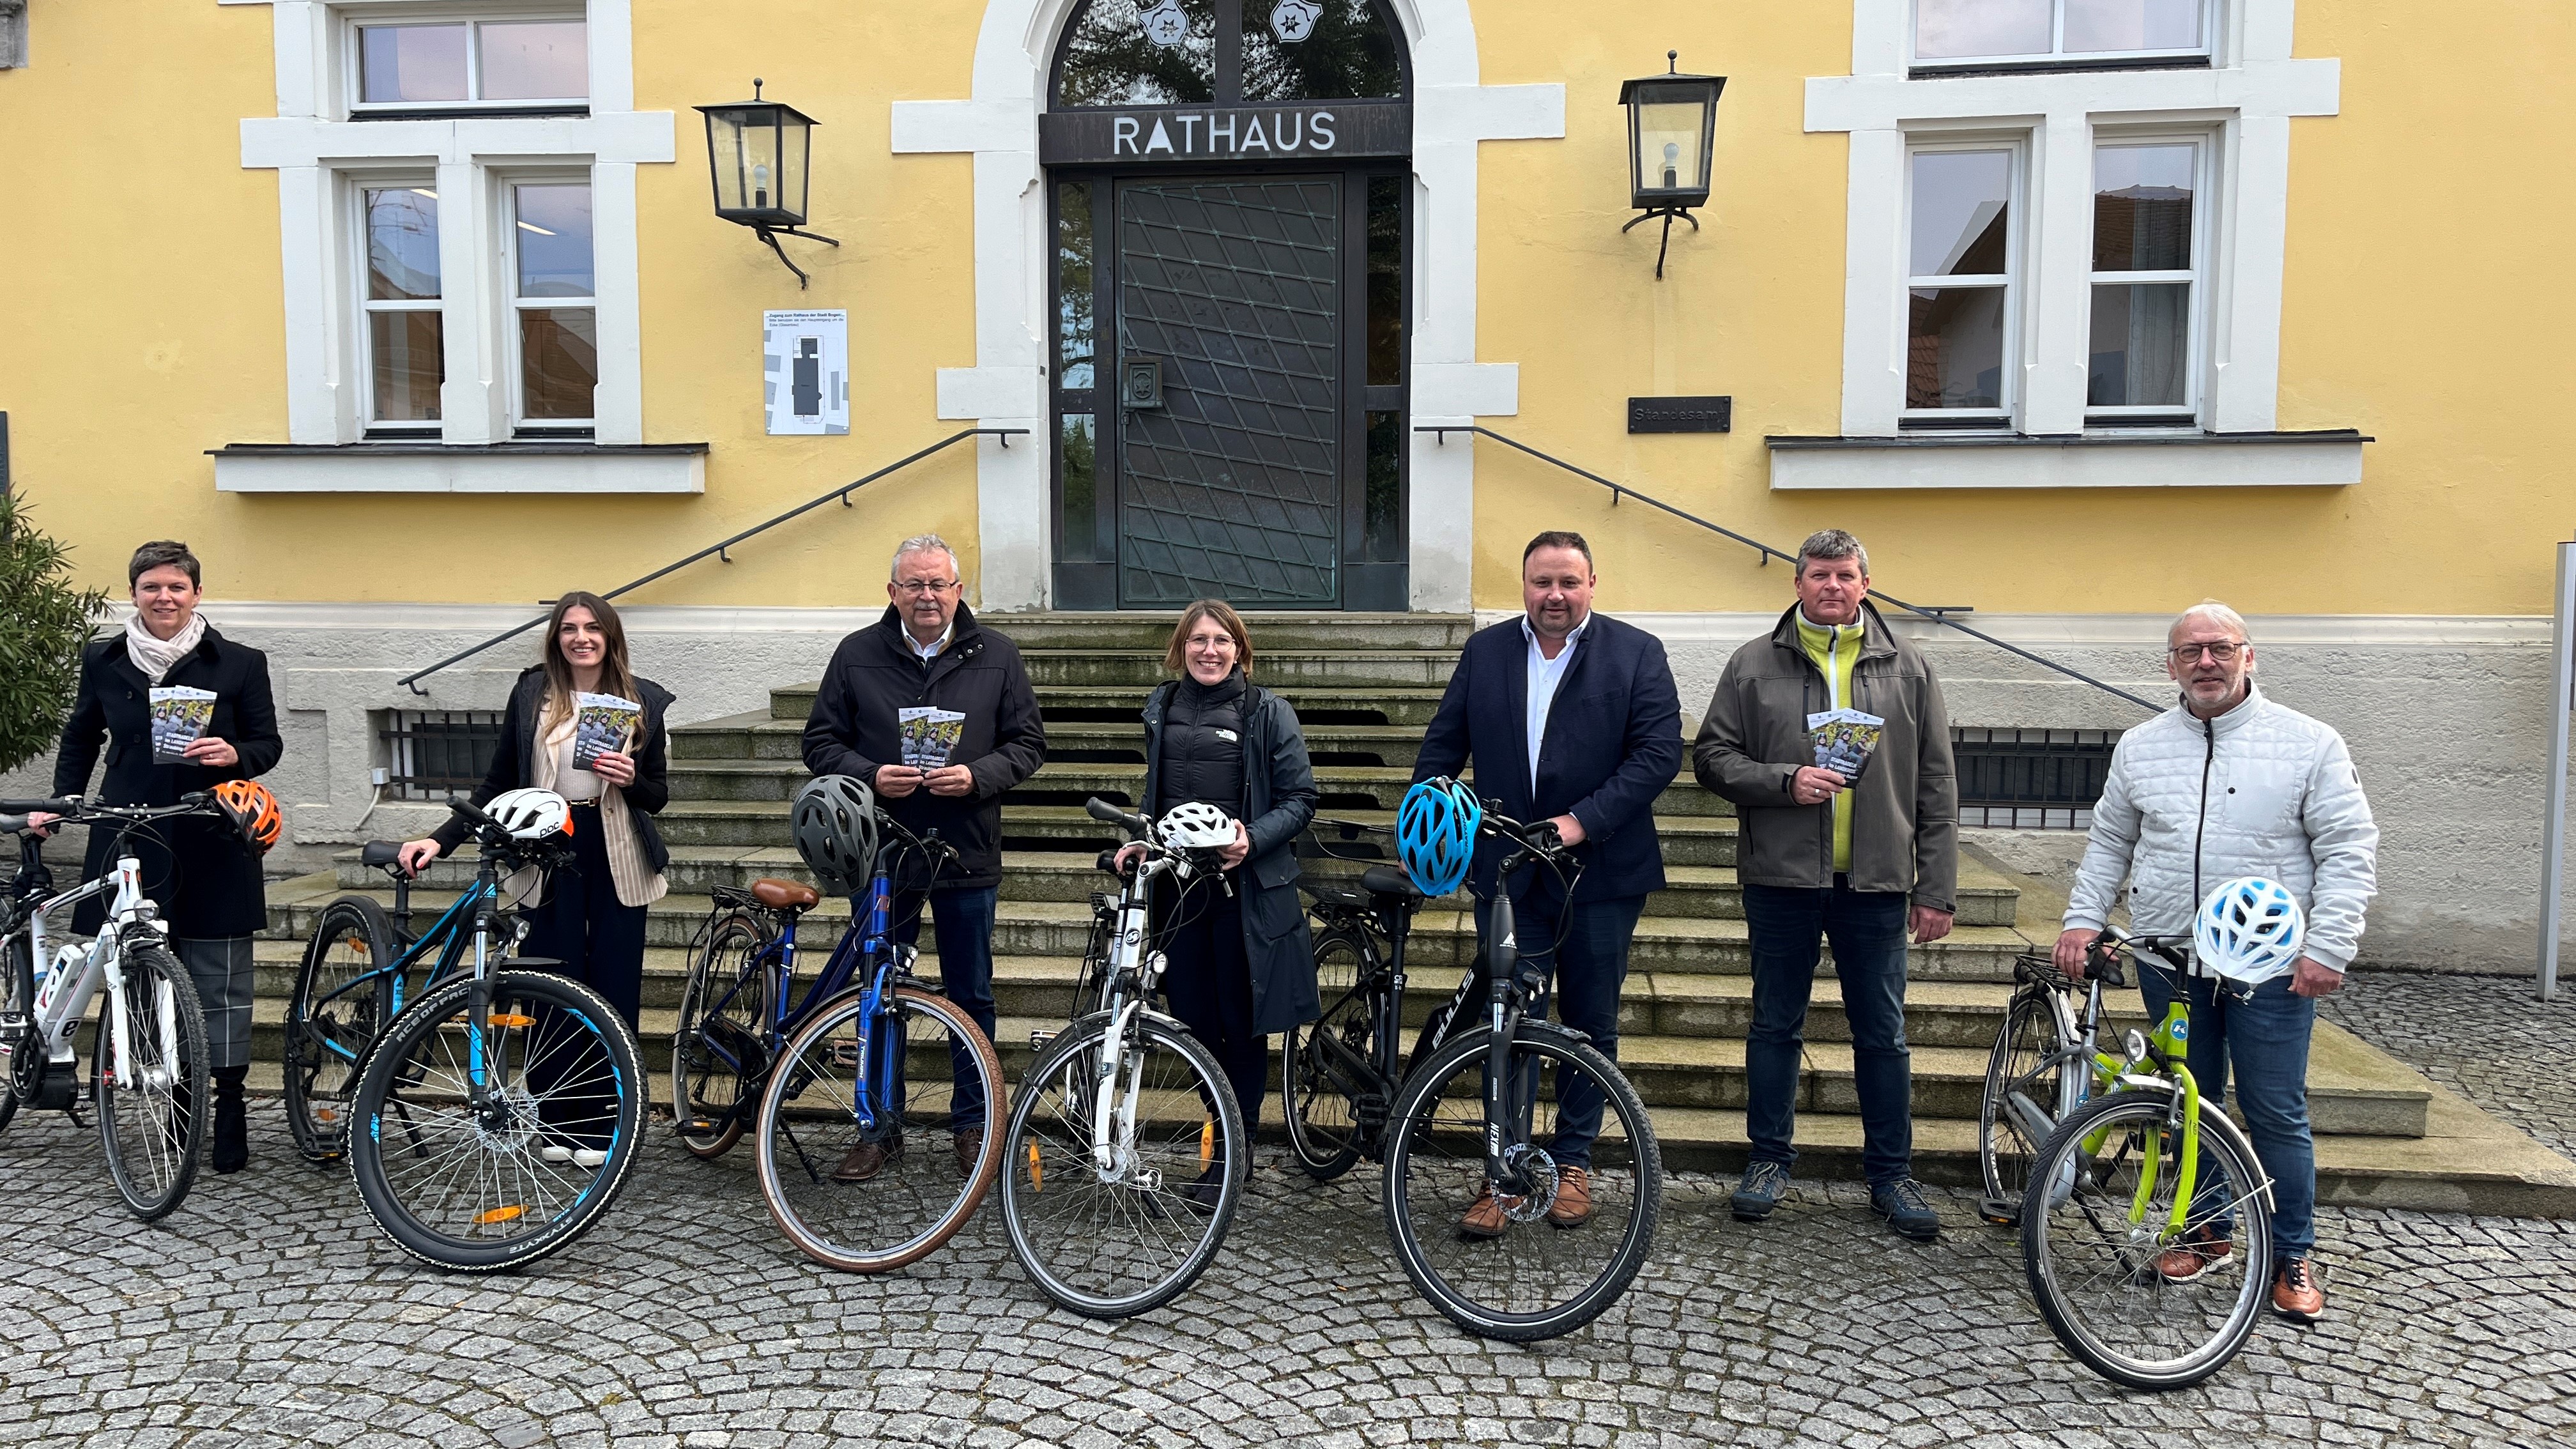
top-left (751, 224), bottom-right (840, 289)
top-left (1620, 206), bottom-right (1700, 280)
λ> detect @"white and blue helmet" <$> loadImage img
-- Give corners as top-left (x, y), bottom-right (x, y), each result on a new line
top-left (2193, 877), bottom-right (2306, 985)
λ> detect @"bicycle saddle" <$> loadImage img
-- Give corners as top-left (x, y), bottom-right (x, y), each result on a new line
top-left (359, 841), bottom-right (404, 870)
top-left (749, 877), bottom-right (821, 910)
top-left (1360, 864), bottom-right (1423, 903)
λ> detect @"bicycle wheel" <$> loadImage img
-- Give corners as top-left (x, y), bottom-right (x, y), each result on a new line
top-left (0, 933), bottom-right (32, 1135)
top-left (1284, 927), bottom-right (1377, 1181)
top-left (672, 912), bottom-right (774, 1159)
top-left (346, 970), bottom-right (647, 1272)
top-left (754, 984), bottom-right (1005, 1272)
top-left (284, 896), bottom-right (398, 1163)
top-left (2021, 1090), bottom-right (2274, 1390)
top-left (1381, 1021), bottom-right (1662, 1342)
top-left (95, 943), bottom-right (210, 1222)
top-left (1000, 1012), bottom-right (1245, 1318)
top-left (1977, 985), bottom-right (2074, 1225)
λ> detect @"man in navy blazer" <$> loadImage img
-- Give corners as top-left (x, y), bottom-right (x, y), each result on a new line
top-left (1413, 531), bottom-right (1683, 1232)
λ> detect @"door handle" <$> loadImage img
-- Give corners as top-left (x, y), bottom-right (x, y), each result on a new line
top-left (1119, 356), bottom-right (1165, 410)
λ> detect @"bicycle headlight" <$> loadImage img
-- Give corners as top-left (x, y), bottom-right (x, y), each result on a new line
top-left (2124, 1029), bottom-right (2150, 1065)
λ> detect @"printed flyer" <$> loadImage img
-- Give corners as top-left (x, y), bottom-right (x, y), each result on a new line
top-left (149, 687), bottom-right (217, 765)
top-left (572, 692), bottom-right (643, 771)
top-left (1805, 708), bottom-right (1884, 782)
top-left (898, 707), bottom-right (967, 770)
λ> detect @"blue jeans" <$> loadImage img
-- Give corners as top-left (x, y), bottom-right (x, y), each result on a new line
top-left (1743, 880), bottom-right (1913, 1186)
top-left (1471, 887), bottom-right (1646, 1169)
top-left (884, 884), bottom-right (999, 1129)
top-left (2137, 965), bottom-right (2318, 1259)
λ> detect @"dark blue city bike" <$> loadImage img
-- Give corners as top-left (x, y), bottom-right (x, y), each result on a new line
top-left (670, 814), bottom-right (1005, 1272)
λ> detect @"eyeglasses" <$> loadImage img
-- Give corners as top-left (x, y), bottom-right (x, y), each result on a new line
top-left (894, 579), bottom-right (959, 597)
top-left (2168, 641), bottom-right (2245, 664)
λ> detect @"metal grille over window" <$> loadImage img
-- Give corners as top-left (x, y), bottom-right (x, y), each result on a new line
top-left (381, 712), bottom-right (507, 801)
top-left (1954, 728), bottom-right (2122, 830)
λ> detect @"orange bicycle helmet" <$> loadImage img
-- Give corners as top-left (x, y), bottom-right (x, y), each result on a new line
top-left (212, 779), bottom-right (283, 854)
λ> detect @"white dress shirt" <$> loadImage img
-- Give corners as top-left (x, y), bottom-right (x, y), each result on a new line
top-left (907, 622), bottom-right (954, 661)
top-left (1521, 611), bottom-right (1590, 793)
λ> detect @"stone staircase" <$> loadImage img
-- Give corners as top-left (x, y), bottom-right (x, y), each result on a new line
top-left (247, 611), bottom-right (2576, 1212)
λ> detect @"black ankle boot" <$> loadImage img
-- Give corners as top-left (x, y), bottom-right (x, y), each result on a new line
top-left (211, 1066), bottom-right (248, 1174)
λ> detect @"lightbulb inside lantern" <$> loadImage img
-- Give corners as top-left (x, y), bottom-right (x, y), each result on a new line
top-left (1661, 141), bottom-right (1680, 191)
top-left (753, 162), bottom-right (770, 210)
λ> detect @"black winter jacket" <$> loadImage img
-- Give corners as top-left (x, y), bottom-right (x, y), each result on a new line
top-left (1153, 671), bottom-right (1247, 815)
top-left (429, 666), bottom-right (675, 874)
top-left (800, 604), bottom-right (1046, 892)
top-left (51, 625), bottom-right (282, 937)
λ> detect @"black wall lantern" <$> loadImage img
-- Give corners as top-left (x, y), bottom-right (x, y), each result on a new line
top-left (697, 79), bottom-right (839, 288)
top-left (1619, 52), bottom-right (1726, 279)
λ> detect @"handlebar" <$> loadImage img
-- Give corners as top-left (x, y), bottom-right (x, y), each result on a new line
top-left (1085, 796), bottom-right (1151, 838)
top-left (0, 797), bottom-right (80, 815)
top-left (2087, 923), bottom-right (2191, 983)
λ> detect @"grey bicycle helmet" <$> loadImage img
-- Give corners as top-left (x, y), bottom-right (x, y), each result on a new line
top-left (790, 774), bottom-right (879, 896)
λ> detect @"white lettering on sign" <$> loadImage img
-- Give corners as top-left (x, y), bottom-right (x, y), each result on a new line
top-left (1310, 111), bottom-right (1335, 150)
top-left (1114, 116), bottom-right (1141, 154)
top-left (1145, 118), bottom-right (1174, 154)
top-left (1102, 109), bottom-right (1342, 159)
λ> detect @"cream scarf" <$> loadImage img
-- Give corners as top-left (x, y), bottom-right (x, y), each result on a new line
top-left (124, 611), bottom-right (208, 684)
top-left (528, 696), bottom-right (669, 909)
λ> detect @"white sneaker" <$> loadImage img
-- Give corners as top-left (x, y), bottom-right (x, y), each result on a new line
top-left (538, 1144), bottom-right (610, 1169)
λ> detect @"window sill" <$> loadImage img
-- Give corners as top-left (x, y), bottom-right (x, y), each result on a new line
top-left (1764, 430), bottom-right (2368, 491)
top-left (210, 441), bottom-right (708, 494)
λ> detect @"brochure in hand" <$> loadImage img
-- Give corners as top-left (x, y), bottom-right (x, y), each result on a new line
top-left (572, 692), bottom-right (643, 772)
top-left (1805, 707), bottom-right (1884, 783)
top-left (149, 686), bottom-right (218, 765)
top-left (898, 707), bottom-right (968, 770)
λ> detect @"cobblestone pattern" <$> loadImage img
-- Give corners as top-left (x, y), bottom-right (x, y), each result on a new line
top-left (2320, 970), bottom-right (2576, 1160)
top-left (2, 1098), bottom-right (2570, 1449)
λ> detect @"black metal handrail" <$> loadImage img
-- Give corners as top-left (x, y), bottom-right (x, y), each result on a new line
top-left (399, 427), bottom-right (1027, 694)
top-left (1419, 424), bottom-right (2163, 714)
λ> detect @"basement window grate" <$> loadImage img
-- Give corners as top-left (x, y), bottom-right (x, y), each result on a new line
top-left (380, 710), bottom-right (506, 801)
top-left (1952, 727), bottom-right (2120, 831)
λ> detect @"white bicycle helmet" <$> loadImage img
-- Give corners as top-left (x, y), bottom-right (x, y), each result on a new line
top-left (485, 788), bottom-right (572, 840)
top-left (2193, 877), bottom-right (2306, 985)
top-left (1155, 801), bottom-right (1238, 854)
top-left (792, 774), bottom-right (879, 897)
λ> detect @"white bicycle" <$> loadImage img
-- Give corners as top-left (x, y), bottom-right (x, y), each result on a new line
top-left (998, 797), bottom-right (1248, 1318)
top-left (0, 795), bottom-right (217, 1220)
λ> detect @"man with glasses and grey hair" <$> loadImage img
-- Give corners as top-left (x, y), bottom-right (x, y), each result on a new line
top-left (1694, 528), bottom-right (1958, 1241)
top-left (803, 533), bottom-right (1046, 1181)
top-left (2055, 601), bottom-right (2377, 1326)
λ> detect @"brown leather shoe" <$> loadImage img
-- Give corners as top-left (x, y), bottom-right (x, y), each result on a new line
top-left (831, 1135), bottom-right (901, 1183)
top-left (2271, 1257), bottom-right (2324, 1322)
top-left (953, 1126), bottom-right (985, 1178)
top-left (1546, 1167), bottom-right (1593, 1228)
top-left (2154, 1223), bottom-right (2232, 1282)
top-left (1459, 1184), bottom-right (1522, 1239)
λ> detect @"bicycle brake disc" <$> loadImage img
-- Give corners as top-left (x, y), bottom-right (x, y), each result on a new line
top-left (1499, 1146), bottom-right (1560, 1224)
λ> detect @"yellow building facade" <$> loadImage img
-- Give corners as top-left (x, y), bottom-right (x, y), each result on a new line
top-left (3, 0), bottom-right (2568, 967)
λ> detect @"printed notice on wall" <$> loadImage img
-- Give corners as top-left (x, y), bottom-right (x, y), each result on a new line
top-left (763, 310), bottom-right (850, 436)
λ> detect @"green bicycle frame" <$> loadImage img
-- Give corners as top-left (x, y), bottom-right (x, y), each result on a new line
top-left (2080, 1000), bottom-right (2204, 1239)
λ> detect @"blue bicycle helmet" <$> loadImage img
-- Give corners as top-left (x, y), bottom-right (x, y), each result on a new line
top-left (1397, 776), bottom-right (1481, 897)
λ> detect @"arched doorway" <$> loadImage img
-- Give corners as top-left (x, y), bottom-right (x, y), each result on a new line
top-left (1044, 0), bottom-right (1412, 610)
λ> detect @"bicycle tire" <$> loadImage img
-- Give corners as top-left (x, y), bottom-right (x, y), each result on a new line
top-left (1000, 1012), bottom-right (1245, 1319)
top-left (1976, 986), bottom-right (2076, 1225)
top-left (1381, 1021), bottom-right (1662, 1343)
top-left (0, 933), bottom-right (32, 1135)
top-left (283, 896), bottom-right (399, 1163)
top-left (1284, 926), bottom-right (1377, 1181)
top-left (2021, 1090), bottom-right (2274, 1390)
top-left (672, 912), bottom-right (774, 1160)
top-left (95, 942), bottom-right (210, 1222)
top-left (753, 984), bottom-right (1006, 1272)
top-left (346, 970), bottom-right (647, 1272)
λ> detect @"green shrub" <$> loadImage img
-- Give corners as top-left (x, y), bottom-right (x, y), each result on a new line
top-left (0, 492), bottom-right (108, 776)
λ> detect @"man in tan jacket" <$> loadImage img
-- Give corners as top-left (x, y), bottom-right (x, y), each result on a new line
top-left (1692, 529), bottom-right (1958, 1240)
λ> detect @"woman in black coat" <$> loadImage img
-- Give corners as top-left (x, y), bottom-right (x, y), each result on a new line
top-left (45, 540), bottom-right (282, 1174)
top-left (1117, 601), bottom-right (1319, 1199)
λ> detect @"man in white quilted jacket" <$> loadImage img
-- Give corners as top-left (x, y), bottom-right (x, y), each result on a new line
top-left (2053, 601), bottom-right (2378, 1326)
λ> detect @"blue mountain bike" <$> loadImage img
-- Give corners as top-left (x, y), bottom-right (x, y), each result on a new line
top-left (671, 815), bottom-right (1006, 1272)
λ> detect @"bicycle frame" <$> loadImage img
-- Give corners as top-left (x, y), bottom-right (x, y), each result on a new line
top-left (304, 874), bottom-right (496, 1075)
top-left (2074, 929), bottom-right (2268, 1241)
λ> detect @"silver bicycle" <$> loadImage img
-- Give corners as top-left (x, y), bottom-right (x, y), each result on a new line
top-left (0, 795), bottom-right (215, 1220)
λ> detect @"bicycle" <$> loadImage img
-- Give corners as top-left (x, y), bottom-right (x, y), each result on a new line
top-left (1975, 939), bottom-right (2133, 1226)
top-left (0, 794), bottom-right (215, 1220)
top-left (670, 811), bottom-right (1005, 1271)
top-left (1290, 804), bottom-right (1663, 1342)
top-left (997, 797), bottom-right (1248, 1318)
top-left (341, 795), bottom-right (650, 1272)
top-left (2018, 924), bottom-right (2276, 1390)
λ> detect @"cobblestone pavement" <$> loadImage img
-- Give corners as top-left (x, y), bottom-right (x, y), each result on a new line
top-left (2, 1090), bottom-right (2570, 1449)
top-left (2320, 970), bottom-right (2576, 1160)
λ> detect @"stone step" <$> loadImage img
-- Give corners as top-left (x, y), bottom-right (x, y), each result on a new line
top-left (677, 710), bottom-right (1454, 769)
top-left (1022, 648), bottom-right (1459, 691)
top-left (963, 611), bottom-right (1479, 654)
top-left (765, 682), bottom-right (1459, 726)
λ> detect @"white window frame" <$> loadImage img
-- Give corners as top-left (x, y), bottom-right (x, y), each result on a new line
top-left (239, 0), bottom-right (668, 473)
top-left (345, 4), bottom-right (589, 116)
top-left (498, 171), bottom-right (597, 430)
top-left (1910, 0), bottom-right (2216, 72)
top-left (350, 170), bottom-right (447, 432)
top-left (2084, 130), bottom-right (2211, 422)
top-left (1899, 136), bottom-right (2028, 426)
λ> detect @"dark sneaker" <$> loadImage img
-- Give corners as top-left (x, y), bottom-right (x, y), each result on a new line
top-left (1870, 1178), bottom-right (1942, 1241)
top-left (1731, 1160), bottom-right (1791, 1222)
top-left (2271, 1257), bottom-right (2324, 1323)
